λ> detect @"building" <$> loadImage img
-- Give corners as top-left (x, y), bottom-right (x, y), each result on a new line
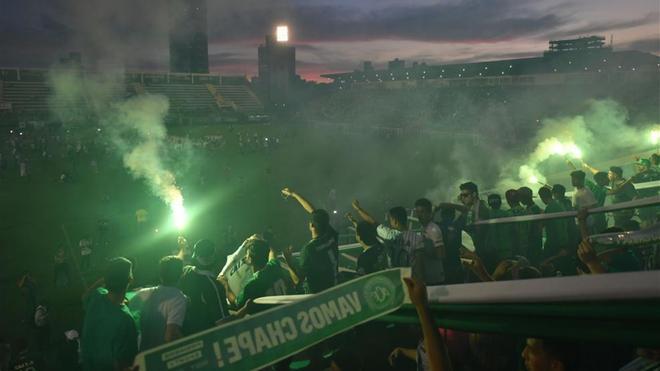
top-left (545, 35), bottom-right (610, 55)
top-left (169, 0), bottom-right (209, 74)
top-left (256, 27), bottom-right (296, 107)
top-left (388, 58), bottom-right (405, 70)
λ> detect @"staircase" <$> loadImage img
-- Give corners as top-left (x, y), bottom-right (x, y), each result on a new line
top-left (206, 84), bottom-right (237, 111)
top-left (215, 84), bottom-right (264, 114)
top-left (133, 83), bottom-right (145, 95)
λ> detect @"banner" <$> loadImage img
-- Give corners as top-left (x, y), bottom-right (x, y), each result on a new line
top-left (219, 240), bottom-right (254, 296)
top-left (134, 268), bottom-right (410, 371)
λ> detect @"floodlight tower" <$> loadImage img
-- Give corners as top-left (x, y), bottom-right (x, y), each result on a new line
top-left (257, 25), bottom-right (296, 108)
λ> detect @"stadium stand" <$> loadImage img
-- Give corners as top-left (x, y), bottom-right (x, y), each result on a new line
top-left (2, 81), bottom-right (51, 112)
top-left (0, 68), bottom-right (265, 118)
top-left (322, 36), bottom-right (660, 89)
top-left (143, 83), bottom-right (218, 113)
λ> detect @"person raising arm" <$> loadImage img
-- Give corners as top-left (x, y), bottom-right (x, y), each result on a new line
top-left (281, 187), bottom-right (315, 213)
top-left (404, 277), bottom-right (453, 371)
top-left (351, 199), bottom-right (378, 225)
top-left (281, 187), bottom-right (339, 294)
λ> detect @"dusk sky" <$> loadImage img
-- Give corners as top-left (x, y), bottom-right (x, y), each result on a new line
top-left (1, 0), bottom-right (658, 81)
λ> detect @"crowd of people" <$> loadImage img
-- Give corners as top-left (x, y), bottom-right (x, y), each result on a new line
top-left (0, 125), bottom-right (289, 183)
top-left (2, 122), bottom-right (659, 370)
top-left (4, 161), bottom-right (659, 371)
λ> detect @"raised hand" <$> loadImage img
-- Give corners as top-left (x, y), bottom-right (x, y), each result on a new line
top-left (403, 277), bottom-right (428, 308)
top-left (577, 239), bottom-right (598, 265)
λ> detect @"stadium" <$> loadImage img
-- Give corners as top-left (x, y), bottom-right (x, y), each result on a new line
top-left (0, 1), bottom-right (659, 371)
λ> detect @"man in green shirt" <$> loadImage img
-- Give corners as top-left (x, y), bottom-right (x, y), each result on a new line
top-left (608, 166), bottom-right (638, 227)
top-left (585, 171), bottom-right (609, 233)
top-left (281, 188), bottom-right (338, 294)
top-left (80, 257), bottom-right (138, 371)
top-left (584, 163), bottom-right (637, 227)
top-left (631, 159), bottom-right (660, 227)
top-left (505, 189), bottom-right (527, 257)
top-left (538, 187), bottom-right (572, 275)
top-left (486, 194), bottom-right (514, 267)
top-left (518, 187), bottom-right (543, 266)
top-left (232, 238), bottom-right (294, 311)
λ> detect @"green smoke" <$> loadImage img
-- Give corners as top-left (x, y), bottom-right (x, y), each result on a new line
top-left (48, 68), bottom-right (187, 229)
top-left (497, 99), bottom-right (657, 191)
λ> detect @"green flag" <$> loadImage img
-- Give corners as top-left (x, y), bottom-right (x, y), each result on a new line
top-left (134, 268), bottom-right (409, 371)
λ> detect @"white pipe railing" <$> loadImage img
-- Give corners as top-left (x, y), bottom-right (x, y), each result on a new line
top-left (474, 195), bottom-right (660, 225)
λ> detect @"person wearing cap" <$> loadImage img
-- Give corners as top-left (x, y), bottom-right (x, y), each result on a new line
top-left (281, 187), bottom-right (338, 294)
top-left (178, 239), bottom-right (229, 335)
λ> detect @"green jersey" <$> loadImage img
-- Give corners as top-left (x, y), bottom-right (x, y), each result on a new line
top-left (487, 208), bottom-right (515, 262)
top-left (585, 179), bottom-right (607, 207)
top-left (301, 227), bottom-right (339, 293)
top-left (543, 200), bottom-right (569, 257)
top-left (80, 288), bottom-right (138, 371)
top-left (236, 259), bottom-right (293, 309)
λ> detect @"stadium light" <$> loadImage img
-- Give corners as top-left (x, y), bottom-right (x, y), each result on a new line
top-left (276, 25), bottom-right (289, 42)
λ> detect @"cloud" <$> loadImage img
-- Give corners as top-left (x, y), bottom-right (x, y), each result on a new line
top-left (208, 52), bottom-right (255, 67)
top-left (0, 0), bottom-right (656, 79)
top-left (544, 12), bottom-right (659, 39)
top-left (0, 0), bottom-right (171, 68)
top-left (207, 0), bottom-right (565, 44)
